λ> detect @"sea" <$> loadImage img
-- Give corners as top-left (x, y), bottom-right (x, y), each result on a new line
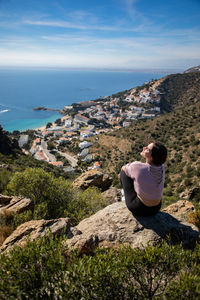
top-left (0, 68), bottom-right (172, 132)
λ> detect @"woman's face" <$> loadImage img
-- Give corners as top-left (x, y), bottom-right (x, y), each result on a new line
top-left (141, 142), bottom-right (154, 162)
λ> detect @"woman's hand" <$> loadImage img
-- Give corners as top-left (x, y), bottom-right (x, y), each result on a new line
top-left (118, 166), bottom-right (126, 179)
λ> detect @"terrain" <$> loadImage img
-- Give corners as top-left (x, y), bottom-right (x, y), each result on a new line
top-left (0, 68), bottom-right (199, 299)
top-left (88, 71), bottom-right (200, 205)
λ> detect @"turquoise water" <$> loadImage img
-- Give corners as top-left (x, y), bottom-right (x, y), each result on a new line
top-left (0, 68), bottom-right (170, 132)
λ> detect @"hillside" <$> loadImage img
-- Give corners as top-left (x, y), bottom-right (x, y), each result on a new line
top-left (0, 126), bottom-right (19, 155)
top-left (0, 69), bottom-right (200, 299)
top-left (158, 72), bottom-right (200, 111)
top-left (89, 72), bottom-right (200, 204)
top-left (184, 65), bottom-right (200, 73)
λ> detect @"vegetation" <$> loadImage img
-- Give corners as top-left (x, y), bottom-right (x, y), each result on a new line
top-left (89, 99), bottom-right (200, 207)
top-left (0, 235), bottom-right (200, 299)
top-left (0, 70), bottom-right (199, 298)
top-left (1, 168), bottom-right (105, 229)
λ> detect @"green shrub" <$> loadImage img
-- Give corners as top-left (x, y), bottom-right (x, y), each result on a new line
top-left (0, 239), bottom-right (193, 300)
top-left (6, 168), bottom-right (73, 220)
top-left (5, 168), bottom-right (106, 227)
top-left (0, 169), bottom-right (12, 193)
top-left (68, 186), bottom-right (106, 225)
top-left (166, 267), bottom-right (200, 299)
top-left (0, 234), bottom-right (67, 299)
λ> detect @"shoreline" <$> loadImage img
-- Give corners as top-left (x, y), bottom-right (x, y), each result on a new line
top-left (35, 114), bottom-right (70, 132)
top-left (1, 69), bottom-right (171, 133)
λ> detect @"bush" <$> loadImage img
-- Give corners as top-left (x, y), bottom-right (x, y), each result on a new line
top-left (0, 234), bottom-right (67, 299)
top-left (68, 186), bottom-right (106, 225)
top-left (6, 168), bottom-right (73, 220)
top-left (5, 168), bottom-right (106, 227)
top-left (0, 239), bottom-right (195, 300)
top-left (0, 169), bottom-right (12, 193)
top-left (187, 210), bottom-right (200, 231)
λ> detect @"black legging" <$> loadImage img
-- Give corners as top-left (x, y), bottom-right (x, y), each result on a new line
top-left (120, 170), bottom-right (161, 216)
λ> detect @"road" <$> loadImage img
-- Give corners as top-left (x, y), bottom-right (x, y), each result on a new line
top-left (40, 140), bottom-right (78, 166)
top-left (57, 150), bottom-right (78, 167)
top-left (40, 140), bottom-right (57, 162)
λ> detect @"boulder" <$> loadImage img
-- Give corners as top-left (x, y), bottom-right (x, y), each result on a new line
top-left (1, 200), bottom-right (199, 254)
top-left (72, 169), bottom-right (112, 191)
top-left (0, 194), bottom-right (12, 206)
top-left (0, 218), bottom-right (70, 253)
top-left (162, 200), bottom-right (195, 221)
top-left (65, 200), bottom-right (199, 254)
top-left (0, 196), bottom-right (33, 214)
top-left (102, 186), bottom-right (121, 204)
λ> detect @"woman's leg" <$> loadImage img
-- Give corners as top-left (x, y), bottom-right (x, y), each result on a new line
top-left (120, 170), bottom-right (140, 212)
top-left (120, 170), bottom-right (161, 216)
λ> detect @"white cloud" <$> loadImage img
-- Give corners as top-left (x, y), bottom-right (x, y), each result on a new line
top-left (0, 40), bottom-right (199, 70)
top-left (24, 19), bottom-right (121, 31)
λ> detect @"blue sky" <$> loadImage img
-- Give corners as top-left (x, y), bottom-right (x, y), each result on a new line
top-left (0, 0), bottom-right (200, 70)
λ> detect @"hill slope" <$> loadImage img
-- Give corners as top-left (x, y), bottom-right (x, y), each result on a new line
top-left (89, 72), bottom-right (200, 203)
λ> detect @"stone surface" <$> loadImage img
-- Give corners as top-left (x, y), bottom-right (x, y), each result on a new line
top-left (65, 200), bottom-right (199, 253)
top-left (1, 200), bottom-right (199, 254)
top-left (0, 218), bottom-right (70, 252)
top-left (162, 200), bottom-right (195, 221)
top-left (0, 196), bottom-right (33, 214)
top-left (102, 186), bottom-right (122, 204)
top-left (72, 169), bottom-right (112, 191)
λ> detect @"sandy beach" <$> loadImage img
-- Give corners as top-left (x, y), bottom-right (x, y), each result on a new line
top-left (35, 115), bottom-right (70, 132)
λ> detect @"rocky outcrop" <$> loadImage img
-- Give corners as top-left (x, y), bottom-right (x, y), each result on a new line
top-left (65, 200), bottom-right (199, 253)
top-left (0, 195), bottom-right (12, 206)
top-left (0, 195), bottom-right (33, 214)
top-left (0, 218), bottom-right (70, 252)
top-left (72, 169), bottom-right (112, 191)
top-left (1, 200), bottom-right (199, 254)
top-left (102, 186), bottom-right (121, 204)
top-left (162, 200), bottom-right (195, 220)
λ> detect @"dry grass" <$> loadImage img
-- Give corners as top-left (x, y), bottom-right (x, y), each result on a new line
top-left (0, 209), bottom-right (14, 246)
top-left (0, 225), bottom-right (13, 246)
top-left (187, 210), bottom-right (200, 231)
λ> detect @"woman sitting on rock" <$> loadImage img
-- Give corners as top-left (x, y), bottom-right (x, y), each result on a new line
top-left (119, 142), bottom-right (167, 216)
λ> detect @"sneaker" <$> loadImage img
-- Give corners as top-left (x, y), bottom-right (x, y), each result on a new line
top-left (121, 196), bottom-right (125, 202)
top-left (121, 189), bottom-right (124, 196)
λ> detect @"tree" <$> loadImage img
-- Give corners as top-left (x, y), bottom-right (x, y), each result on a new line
top-left (7, 168), bottom-right (72, 219)
top-left (55, 118), bottom-right (62, 126)
top-left (46, 122), bottom-right (52, 129)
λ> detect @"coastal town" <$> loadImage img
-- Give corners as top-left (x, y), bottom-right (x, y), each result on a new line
top-left (19, 79), bottom-right (163, 171)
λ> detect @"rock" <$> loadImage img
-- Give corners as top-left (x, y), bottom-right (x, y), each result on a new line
top-left (64, 200), bottom-right (199, 254)
top-left (0, 194), bottom-right (12, 205)
top-left (162, 200), bottom-right (195, 221)
top-left (0, 218), bottom-right (70, 253)
top-left (0, 196), bottom-right (33, 214)
top-left (189, 187), bottom-right (200, 201)
top-left (102, 186), bottom-right (121, 204)
top-left (1, 200), bottom-right (199, 254)
top-left (72, 169), bottom-right (112, 191)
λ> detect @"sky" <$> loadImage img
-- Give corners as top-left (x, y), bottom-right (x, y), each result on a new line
top-left (0, 0), bottom-right (200, 70)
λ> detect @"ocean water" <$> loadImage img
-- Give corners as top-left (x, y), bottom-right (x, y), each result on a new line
top-left (0, 68), bottom-right (170, 132)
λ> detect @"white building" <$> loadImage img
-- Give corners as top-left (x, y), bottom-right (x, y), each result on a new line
top-left (79, 141), bottom-right (93, 149)
top-left (65, 119), bottom-right (72, 128)
top-left (18, 135), bottom-right (29, 148)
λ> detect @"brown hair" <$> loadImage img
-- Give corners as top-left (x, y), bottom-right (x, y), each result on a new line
top-left (151, 142), bottom-right (167, 166)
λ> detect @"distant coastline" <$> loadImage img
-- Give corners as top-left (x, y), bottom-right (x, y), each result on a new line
top-left (33, 107), bottom-right (62, 113)
top-left (0, 68), bottom-right (170, 132)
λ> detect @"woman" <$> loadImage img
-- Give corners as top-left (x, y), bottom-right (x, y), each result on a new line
top-left (119, 142), bottom-right (167, 216)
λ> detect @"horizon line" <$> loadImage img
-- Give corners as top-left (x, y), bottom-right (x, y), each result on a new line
top-left (0, 65), bottom-right (184, 73)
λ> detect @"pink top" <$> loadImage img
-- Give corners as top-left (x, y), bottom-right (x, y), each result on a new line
top-left (124, 161), bottom-right (165, 207)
